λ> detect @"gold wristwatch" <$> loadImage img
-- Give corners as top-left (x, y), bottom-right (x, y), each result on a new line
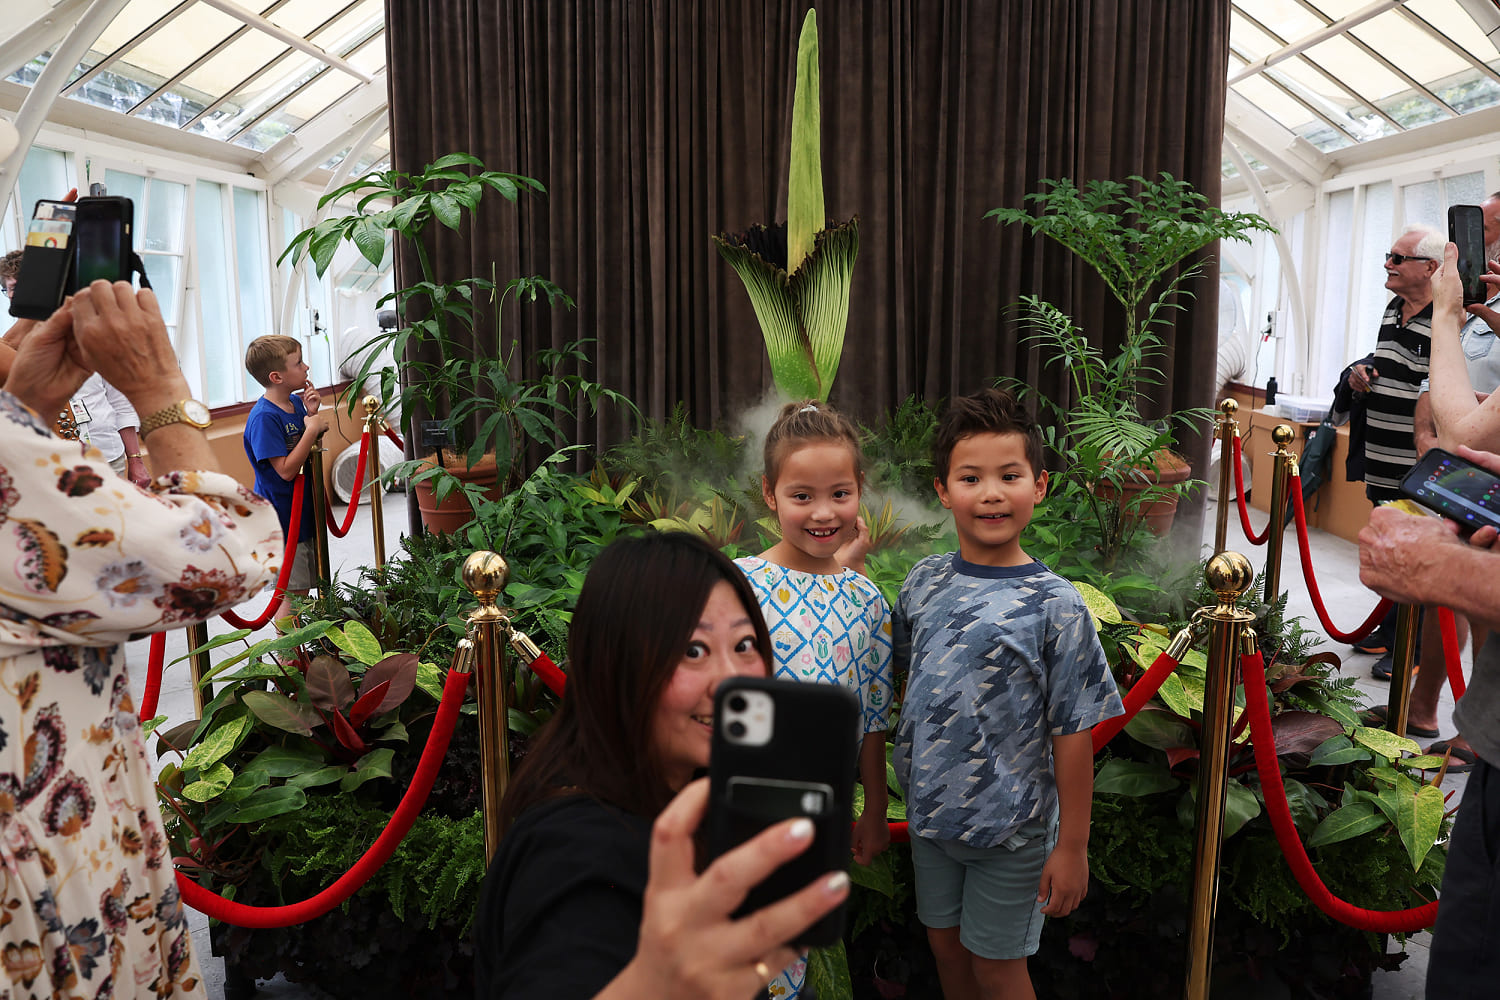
top-left (139, 399), bottom-right (212, 438)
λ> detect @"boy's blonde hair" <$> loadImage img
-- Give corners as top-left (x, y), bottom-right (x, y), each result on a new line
top-left (245, 335), bottom-right (303, 387)
top-left (762, 400), bottom-right (865, 489)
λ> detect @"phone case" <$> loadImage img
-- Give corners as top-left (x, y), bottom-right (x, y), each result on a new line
top-left (1398, 446), bottom-right (1500, 533)
top-left (707, 677), bottom-right (859, 948)
top-left (1448, 205), bottom-right (1486, 306)
top-left (9, 200), bottom-right (77, 320)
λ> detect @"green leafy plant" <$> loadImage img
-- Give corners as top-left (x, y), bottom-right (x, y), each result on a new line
top-left (713, 9), bottom-right (859, 401)
top-left (280, 152), bottom-right (634, 503)
top-left (988, 174), bottom-right (1277, 566)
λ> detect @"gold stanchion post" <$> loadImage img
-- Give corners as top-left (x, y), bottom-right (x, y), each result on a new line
top-left (307, 439), bottom-right (332, 586)
top-left (463, 551), bottom-right (513, 861)
top-left (1185, 552), bottom-right (1257, 1000)
top-left (1384, 603), bottom-right (1420, 738)
top-left (1213, 399), bottom-right (1239, 555)
top-left (186, 621), bottom-right (210, 717)
top-left (1262, 424), bottom-right (1297, 605)
top-left (362, 396), bottom-right (387, 569)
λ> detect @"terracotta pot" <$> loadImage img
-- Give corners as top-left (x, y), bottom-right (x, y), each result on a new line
top-left (1096, 449), bottom-right (1193, 536)
top-left (411, 452), bottom-right (503, 533)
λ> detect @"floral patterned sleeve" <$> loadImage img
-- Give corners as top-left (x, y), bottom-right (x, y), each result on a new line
top-left (0, 392), bottom-right (282, 648)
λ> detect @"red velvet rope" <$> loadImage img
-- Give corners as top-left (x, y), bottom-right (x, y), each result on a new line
top-left (1231, 435), bottom-right (1270, 545)
top-left (221, 475), bottom-right (305, 631)
top-left (139, 632), bottom-right (166, 721)
top-left (177, 668), bottom-right (472, 927)
top-left (1437, 607), bottom-right (1466, 700)
top-left (324, 431), bottom-right (371, 538)
top-left (1241, 649), bottom-right (1438, 932)
top-left (1288, 476), bottom-right (1392, 643)
top-left (1092, 649), bottom-right (1181, 754)
top-left (384, 427), bottom-right (404, 450)
top-left (527, 652), bottom-right (568, 696)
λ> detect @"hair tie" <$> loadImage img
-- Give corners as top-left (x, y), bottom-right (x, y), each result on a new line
top-left (799, 404), bottom-right (818, 413)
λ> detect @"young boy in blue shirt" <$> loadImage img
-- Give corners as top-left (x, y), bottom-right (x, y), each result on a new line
top-left (892, 387), bottom-right (1124, 1000)
top-left (242, 335), bottom-right (323, 623)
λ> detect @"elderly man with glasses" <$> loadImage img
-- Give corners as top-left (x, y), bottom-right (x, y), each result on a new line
top-left (1329, 224), bottom-right (1446, 684)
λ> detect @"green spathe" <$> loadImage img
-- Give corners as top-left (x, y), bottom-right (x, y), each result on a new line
top-left (787, 9), bottom-right (824, 273)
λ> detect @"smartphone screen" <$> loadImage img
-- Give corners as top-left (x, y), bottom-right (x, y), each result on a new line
top-left (74, 198), bottom-right (131, 286)
top-left (1449, 204), bottom-right (1486, 306)
top-left (1399, 447), bottom-right (1500, 533)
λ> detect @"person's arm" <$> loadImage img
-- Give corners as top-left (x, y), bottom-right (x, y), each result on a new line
top-left (852, 731), bottom-right (890, 865)
top-left (1428, 245), bottom-right (1500, 449)
top-left (0, 340), bottom-right (14, 386)
top-left (1413, 392), bottom-right (1438, 457)
top-left (118, 424), bottom-right (150, 486)
top-left (269, 410), bottom-right (325, 481)
top-left (1037, 729), bottom-right (1092, 917)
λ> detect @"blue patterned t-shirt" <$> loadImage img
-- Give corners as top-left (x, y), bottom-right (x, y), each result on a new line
top-left (735, 557), bottom-right (894, 736)
top-left (892, 553), bottom-right (1124, 847)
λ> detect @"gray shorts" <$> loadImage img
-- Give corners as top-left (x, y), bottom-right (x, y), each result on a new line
top-left (909, 818), bottom-right (1058, 960)
top-left (286, 539), bottom-right (314, 592)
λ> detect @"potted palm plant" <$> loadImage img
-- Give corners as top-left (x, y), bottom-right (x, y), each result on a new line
top-left (987, 174), bottom-right (1276, 566)
top-left (280, 153), bottom-right (634, 531)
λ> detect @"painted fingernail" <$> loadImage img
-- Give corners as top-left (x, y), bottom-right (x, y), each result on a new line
top-left (825, 872), bottom-right (850, 894)
top-left (787, 818), bottom-right (814, 842)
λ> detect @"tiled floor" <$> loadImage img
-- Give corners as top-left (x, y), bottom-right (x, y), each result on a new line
top-left (130, 490), bottom-right (1458, 999)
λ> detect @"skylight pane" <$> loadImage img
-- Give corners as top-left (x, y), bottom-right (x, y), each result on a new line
top-left (1301, 35), bottom-right (1410, 103)
top-left (1230, 11), bottom-right (1282, 62)
top-left (146, 31), bottom-right (291, 124)
top-left (112, 4), bottom-right (240, 89)
top-left (92, 0), bottom-right (185, 56)
top-left (308, 0), bottom-right (383, 51)
top-left (268, 0), bottom-right (356, 38)
top-left (207, 52), bottom-right (322, 138)
top-left (1408, 0), bottom-right (1500, 61)
top-left (282, 71), bottom-right (359, 124)
top-left (1231, 75), bottom-right (1322, 134)
top-left (1347, 10), bottom-right (1475, 84)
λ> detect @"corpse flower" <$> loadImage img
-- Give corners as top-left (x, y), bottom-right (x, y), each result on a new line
top-left (713, 9), bottom-right (859, 403)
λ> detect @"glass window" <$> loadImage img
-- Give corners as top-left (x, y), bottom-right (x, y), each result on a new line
top-left (195, 180), bottom-right (238, 408)
top-left (1445, 171), bottom-right (1486, 211)
top-left (234, 187), bottom-right (274, 398)
top-left (1401, 179), bottom-right (1441, 231)
top-left (1357, 181), bottom-right (1397, 356)
top-left (7, 147), bottom-right (72, 252)
top-left (1317, 189), bottom-right (1355, 379)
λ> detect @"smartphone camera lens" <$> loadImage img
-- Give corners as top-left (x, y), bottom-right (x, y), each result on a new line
top-left (727, 720), bottom-right (747, 740)
top-left (727, 694), bottom-right (747, 713)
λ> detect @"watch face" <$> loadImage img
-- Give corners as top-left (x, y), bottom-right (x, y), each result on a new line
top-left (183, 400), bottom-right (211, 425)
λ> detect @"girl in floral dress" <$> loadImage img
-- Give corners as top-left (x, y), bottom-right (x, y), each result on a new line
top-left (735, 400), bottom-right (895, 998)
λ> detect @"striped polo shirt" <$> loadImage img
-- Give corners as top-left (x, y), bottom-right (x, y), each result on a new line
top-left (1362, 296), bottom-right (1432, 502)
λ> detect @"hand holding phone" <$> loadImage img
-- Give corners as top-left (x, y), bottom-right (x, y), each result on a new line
top-left (707, 677), bottom-right (858, 948)
top-left (1398, 446), bottom-right (1500, 535)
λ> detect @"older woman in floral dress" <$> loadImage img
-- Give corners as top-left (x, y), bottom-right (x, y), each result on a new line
top-left (0, 281), bottom-right (280, 998)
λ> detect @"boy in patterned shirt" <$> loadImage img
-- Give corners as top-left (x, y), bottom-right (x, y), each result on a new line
top-left (892, 388), bottom-right (1123, 1000)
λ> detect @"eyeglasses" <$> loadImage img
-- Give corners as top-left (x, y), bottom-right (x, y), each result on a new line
top-left (1385, 251), bottom-right (1434, 265)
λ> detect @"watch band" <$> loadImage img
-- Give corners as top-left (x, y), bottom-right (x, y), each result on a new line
top-left (139, 399), bottom-right (211, 438)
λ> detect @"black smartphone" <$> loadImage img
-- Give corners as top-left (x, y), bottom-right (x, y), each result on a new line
top-left (1399, 446), bottom-right (1500, 534)
top-left (8, 200), bottom-right (77, 320)
top-left (1449, 204), bottom-right (1487, 306)
top-left (707, 677), bottom-right (858, 948)
top-left (73, 196), bottom-right (134, 288)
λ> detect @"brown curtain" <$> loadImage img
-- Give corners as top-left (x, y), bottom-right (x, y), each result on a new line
top-left (384, 0), bottom-right (1229, 525)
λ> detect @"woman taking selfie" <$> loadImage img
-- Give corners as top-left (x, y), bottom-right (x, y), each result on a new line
top-left (474, 531), bottom-right (850, 999)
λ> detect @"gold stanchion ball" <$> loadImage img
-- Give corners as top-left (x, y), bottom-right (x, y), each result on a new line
top-left (1204, 551), bottom-right (1254, 601)
top-left (1272, 424), bottom-right (1295, 447)
top-left (1219, 398), bottom-right (1239, 416)
top-left (462, 551), bottom-right (510, 603)
top-left (362, 395), bottom-right (381, 415)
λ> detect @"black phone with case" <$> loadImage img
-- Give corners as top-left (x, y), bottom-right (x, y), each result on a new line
top-left (1449, 204), bottom-right (1487, 306)
top-left (707, 677), bottom-right (858, 948)
top-left (9, 196), bottom-right (135, 320)
top-left (1399, 446), bottom-right (1500, 535)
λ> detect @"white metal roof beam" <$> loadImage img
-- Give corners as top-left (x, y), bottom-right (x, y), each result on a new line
top-left (1229, 0), bottom-right (1407, 85)
top-left (0, 0), bottom-right (133, 211)
top-left (1288, 0), bottom-right (1458, 115)
top-left (256, 71), bottom-right (386, 185)
top-left (0, 0), bottom-right (98, 82)
top-left (1231, 3), bottom-right (1404, 134)
top-left (1224, 90), bottom-right (1331, 189)
top-left (197, 0), bottom-right (374, 84)
top-left (1232, 43), bottom-right (1361, 143)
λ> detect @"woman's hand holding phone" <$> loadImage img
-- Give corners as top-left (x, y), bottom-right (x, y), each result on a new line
top-left (601, 778), bottom-right (849, 1000)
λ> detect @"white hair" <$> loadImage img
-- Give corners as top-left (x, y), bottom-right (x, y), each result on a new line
top-left (1402, 224), bottom-right (1446, 262)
